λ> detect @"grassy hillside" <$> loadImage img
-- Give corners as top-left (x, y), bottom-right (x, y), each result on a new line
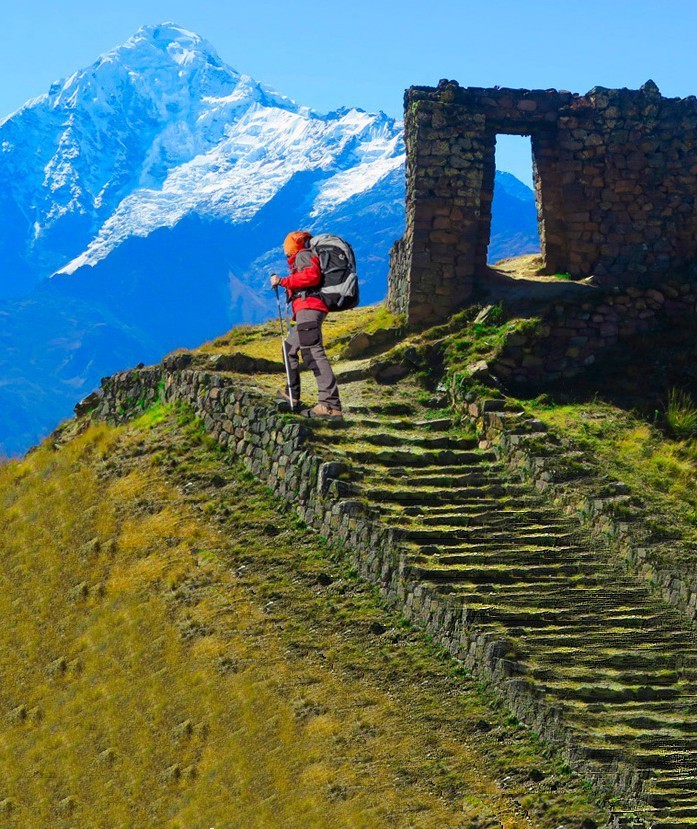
top-left (0, 404), bottom-right (606, 828)
top-left (527, 399), bottom-right (697, 546)
top-left (194, 303), bottom-right (695, 549)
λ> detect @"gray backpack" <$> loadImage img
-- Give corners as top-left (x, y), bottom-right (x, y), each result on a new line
top-left (308, 234), bottom-right (359, 312)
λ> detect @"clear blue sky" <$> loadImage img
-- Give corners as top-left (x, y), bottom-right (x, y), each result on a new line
top-left (3, 0), bottom-right (697, 186)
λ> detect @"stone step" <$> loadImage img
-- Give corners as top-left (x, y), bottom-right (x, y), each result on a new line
top-left (530, 665), bottom-right (695, 690)
top-left (488, 603), bottom-right (677, 633)
top-left (567, 712), bottom-right (697, 748)
top-left (423, 593), bottom-right (633, 623)
top-left (426, 576), bottom-right (677, 605)
top-left (411, 541), bottom-right (594, 560)
top-left (403, 527), bottom-right (580, 546)
top-left (590, 728), bottom-right (697, 752)
top-left (652, 810), bottom-right (697, 827)
top-left (338, 414), bottom-right (456, 437)
top-left (426, 569), bottom-right (584, 588)
top-left (345, 403), bottom-right (417, 416)
top-left (476, 590), bottom-right (669, 632)
top-left (538, 678), bottom-right (687, 706)
top-left (320, 430), bottom-right (479, 451)
top-left (411, 539), bottom-right (595, 558)
top-left (341, 448), bottom-right (496, 468)
top-left (381, 471), bottom-right (508, 489)
top-left (648, 799), bottom-right (697, 814)
top-left (412, 561), bottom-right (612, 584)
top-left (632, 748), bottom-right (697, 771)
top-left (535, 649), bottom-right (697, 674)
top-left (645, 794), bottom-right (697, 811)
top-left (376, 502), bottom-right (554, 523)
top-left (504, 626), bottom-right (697, 652)
top-left (420, 581), bottom-right (667, 619)
top-left (414, 513), bottom-right (573, 530)
top-left (418, 597), bottom-right (671, 633)
top-left (446, 575), bottom-right (661, 601)
top-left (408, 546), bottom-right (612, 565)
top-left (649, 806), bottom-right (697, 822)
top-left (390, 502), bottom-right (554, 518)
top-left (345, 416), bottom-right (453, 432)
top-left (397, 521), bottom-right (580, 541)
top-left (364, 483), bottom-right (534, 505)
top-left (379, 462), bottom-right (501, 477)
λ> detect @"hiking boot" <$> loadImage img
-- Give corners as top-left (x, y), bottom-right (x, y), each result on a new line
top-left (276, 388), bottom-right (302, 411)
top-left (301, 404), bottom-right (344, 419)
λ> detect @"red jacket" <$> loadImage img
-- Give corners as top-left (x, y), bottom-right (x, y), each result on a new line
top-left (279, 249), bottom-right (328, 316)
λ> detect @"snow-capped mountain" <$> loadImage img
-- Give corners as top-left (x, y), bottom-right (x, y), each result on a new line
top-left (0, 23), bottom-right (404, 298)
top-left (0, 23), bottom-right (538, 457)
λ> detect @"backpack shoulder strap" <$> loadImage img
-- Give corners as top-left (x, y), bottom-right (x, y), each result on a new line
top-left (294, 249), bottom-right (315, 270)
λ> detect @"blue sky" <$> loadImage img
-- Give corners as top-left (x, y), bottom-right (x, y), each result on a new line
top-left (3, 0), bottom-right (696, 186)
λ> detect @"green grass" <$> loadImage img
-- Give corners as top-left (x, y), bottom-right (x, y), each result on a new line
top-left (0, 407), bottom-right (608, 828)
top-left (440, 311), bottom-right (541, 377)
top-left (528, 398), bottom-right (697, 548)
top-left (195, 303), bottom-right (402, 362)
top-left (419, 309), bottom-right (697, 555)
top-left (666, 388), bottom-right (697, 440)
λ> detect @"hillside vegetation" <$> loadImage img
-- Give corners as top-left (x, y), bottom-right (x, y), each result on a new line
top-left (528, 400), bottom-right (697, 547)
top-left (2, 297), bottom-right (694, 826)
top-left (0, 404), bottom-right (605, 828)
top-left (195, 302), bottom-right (696, 553)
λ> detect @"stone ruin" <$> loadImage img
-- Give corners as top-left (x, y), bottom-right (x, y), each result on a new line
top-left (387, 79), bottom-right (697, 326)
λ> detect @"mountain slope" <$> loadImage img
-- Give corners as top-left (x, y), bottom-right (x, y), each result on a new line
top-left (488, 171), bottom-right (540, 264)
top-left (0, 24), bottom-right (266, 294)
top-left (0, 23), bottom-right (538, 457)
top-left (85, 303), bottom-right (697, 826)
top-left (0, 22), bottom-right (404, 299)
top-left (0, 404), bottom-right (606, 826)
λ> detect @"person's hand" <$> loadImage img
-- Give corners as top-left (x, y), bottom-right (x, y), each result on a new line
top-left (270, 273), bottom-right (281, 288)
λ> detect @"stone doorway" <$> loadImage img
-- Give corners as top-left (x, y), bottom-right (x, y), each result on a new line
top-left (475, 128), bottom-right (563, 277)
top-left (388, 80), bottom-right (697, 327)
top-left (485, 134), bottom-right (542, 267)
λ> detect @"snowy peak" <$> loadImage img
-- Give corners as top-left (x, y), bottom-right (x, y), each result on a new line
top-left (125, 22), bottom-right (225, 66)
top-left (44, 21), bottom-right (240, 114)
top-left (0, 22), bottom-right (404, 290)
top-left (0, 23), bottom-right (539, 457)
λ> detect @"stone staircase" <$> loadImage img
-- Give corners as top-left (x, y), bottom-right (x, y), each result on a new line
top-left (308, 403), bottom-right (697, 828)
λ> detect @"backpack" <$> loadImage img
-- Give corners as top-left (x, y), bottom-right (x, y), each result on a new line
top-left (308, 234), bottom-right (359, 312)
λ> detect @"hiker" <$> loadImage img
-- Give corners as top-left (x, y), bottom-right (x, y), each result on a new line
top-left (270, 230), bottom-right (343, 418)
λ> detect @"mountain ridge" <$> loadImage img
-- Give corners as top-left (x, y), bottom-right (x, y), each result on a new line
top-left (0, 22), bottom-right (539, 457)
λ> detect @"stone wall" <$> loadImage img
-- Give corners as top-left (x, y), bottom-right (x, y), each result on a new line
top-left (389, 79), bottom-right (697, 326)
top-left (88, 367), bottom-right (647, 818)
top-left (489, 278), bottom-right (697, 385)
top-left (461, 394), bottom-right (697, 626)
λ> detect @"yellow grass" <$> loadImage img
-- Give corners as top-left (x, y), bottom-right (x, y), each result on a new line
top-left (195, 303), bottom-right (402, 361)
top-left (0, 411), bottom-right (605, 827)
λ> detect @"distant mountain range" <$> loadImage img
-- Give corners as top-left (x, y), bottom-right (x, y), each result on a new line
top-left (0, 23), bottom-right (539, 456)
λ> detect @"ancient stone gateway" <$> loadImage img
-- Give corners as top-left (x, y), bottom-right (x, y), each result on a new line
top-left (387, 79), bottom-right (697, 326)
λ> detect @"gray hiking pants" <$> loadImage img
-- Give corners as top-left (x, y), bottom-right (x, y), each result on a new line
top-left (283, 309), bottom-right (341, 410)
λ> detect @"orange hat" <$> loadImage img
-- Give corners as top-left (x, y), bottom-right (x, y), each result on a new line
top-left (283, 230), bottom-right (312, 257)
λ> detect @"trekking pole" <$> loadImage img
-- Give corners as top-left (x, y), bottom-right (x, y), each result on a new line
top-left (273, 279), bottom-right (295, 412)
